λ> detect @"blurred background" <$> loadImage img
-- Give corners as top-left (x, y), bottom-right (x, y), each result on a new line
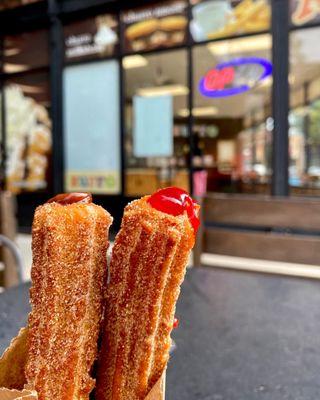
top-left (0, 0), bottom-right (320, 288)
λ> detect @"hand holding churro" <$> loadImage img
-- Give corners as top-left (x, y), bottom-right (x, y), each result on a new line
top-left (26, 193), bottom-right (112, 400)
top-left (96, 187), bottom-right (199, 400)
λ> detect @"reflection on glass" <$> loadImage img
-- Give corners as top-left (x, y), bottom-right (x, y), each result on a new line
top-left (193, 34), bottom-right (272, 194)
top-left (124, 49), bottom-right (189, 196)
top-left (290, 27), bottom-right (320, 195)
top-left (5, 73), bottom-right (52, 193)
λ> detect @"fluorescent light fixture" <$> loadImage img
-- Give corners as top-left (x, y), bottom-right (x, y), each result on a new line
top-left (4, 63), bottom-right (29, 73)
top-left (123, 55), bottom-right (148, 69)
top-left (137, 84), bottom-right (189, 97)
top-left (178, 106), bottom-right (218, 117)
top-left (18, 84), bottom-right (44, 94)
top-left (4, 47), bottom-right (21, 57)
top-left (207, 34), bottom-right (271, 56)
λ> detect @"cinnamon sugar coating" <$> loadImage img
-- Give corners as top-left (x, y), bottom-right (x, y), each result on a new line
top-left (26, 201), bottom-right (112, 400)
top-left (95, 197), bottom-right (195, 400)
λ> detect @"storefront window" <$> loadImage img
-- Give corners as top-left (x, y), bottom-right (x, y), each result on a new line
top-left (5, 72), bottom-right (52, 193)
top-left (63, 60), bottom-right (121, 194)
top-left (193, 33), bottom-right (272, 194)
top-left (289, 27), bottom-right (320, 195)
top-left (124, 49), bottom-right (189, 196)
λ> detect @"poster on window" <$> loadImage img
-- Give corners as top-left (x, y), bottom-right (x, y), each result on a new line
top-left (64, 60), bottom-right (121, 194)
top-left (133, 95), bottom-right (173, 157)
top-left (5, 75), bottom-right (52, 194)
top-left (121, 0), bottom-right (188, 53)
top-left (64, 14), bottom-right (118, 62)
top-left (190, 0), bottom-right (270, 42)
top-left (291, 0), bottom-right (320, 26)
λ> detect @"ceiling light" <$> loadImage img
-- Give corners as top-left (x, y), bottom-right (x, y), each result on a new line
top-left (17, 84), bottom-right (44, 94)
top-left (4, 63), bottom-right (29, 73)
top-left (178, 106), bottom-right (218, 117)
top-left (123, 55), bottom-right (148, 69)
top-left (4, 48), bottom-right (21, 57)
top-left (207, 34), bottom-right (271, 56)
top-left (137, 84), bottom-right (189, 97)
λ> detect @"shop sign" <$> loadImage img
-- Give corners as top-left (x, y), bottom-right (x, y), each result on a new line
top-left (291, 0), bottom-right (320, 26)
top-left (199, 57), bottom-right (272, 98)
top-left (64, 14), bottom-right (118, 62)
top-left (121, 0), bottom-right (188, 53)
top-left (190, 0), bottom-right (271, 42)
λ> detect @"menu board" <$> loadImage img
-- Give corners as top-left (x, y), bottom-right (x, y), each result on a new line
top-left (64, 60), bottom-right (121, 194)
top-left (64, 14), bottom-right (118, 62)
top-left (121, 0), bottom-right (188, 53)
top-left (291, 0), bottom-right (320, 26)
top-left (190, 0), bottom-right (270, 42)
top-left (5, 76), bottom-right (52, 194)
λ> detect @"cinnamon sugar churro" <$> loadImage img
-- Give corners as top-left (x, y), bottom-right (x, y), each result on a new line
top-left (26, 193), bottom-right (112, 400)
top-left (96, 187), bottom-right (199, 400)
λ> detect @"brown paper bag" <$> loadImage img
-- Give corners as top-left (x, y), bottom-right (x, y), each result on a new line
top-left (0, 327), bottom-right (165, 400)
top-left (145, 373), bottom-right (166, 400)
top-left (0, 328), bottom-right (28, 390)
top-left (0, 388), bottom-right (37, 400)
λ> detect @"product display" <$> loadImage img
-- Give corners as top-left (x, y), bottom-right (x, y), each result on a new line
top-left (5, 85), bottom-right (52, 194)
top-left (26, 193), bottom-right (112, 400)
top-left (96, 187), bottom-right (199, 400)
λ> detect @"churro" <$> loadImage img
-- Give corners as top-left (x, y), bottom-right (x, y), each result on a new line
top-left (26, 192), bottom-right (112, 400)
top-left (96, 187), bottom-right (199, 400)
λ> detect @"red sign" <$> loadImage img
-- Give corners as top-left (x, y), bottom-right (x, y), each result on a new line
top-left (292, 0), bottom-right (320, 25)
top-left (203, 67), bottom-right (235, 91)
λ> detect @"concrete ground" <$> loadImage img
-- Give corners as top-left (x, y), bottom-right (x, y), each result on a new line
top-left (14, 234), bottom-right (320, 283)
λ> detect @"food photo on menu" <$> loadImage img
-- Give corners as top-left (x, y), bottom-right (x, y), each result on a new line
top-left (0, 188), bottom-right (200, 400)
top-left (190, 0), bottom-right (270, 41)
top-left (122, 1), bottom-right (188, 52)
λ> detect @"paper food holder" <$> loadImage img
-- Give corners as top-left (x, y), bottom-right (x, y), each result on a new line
top-left (0, 327), bottom-right (165, 400)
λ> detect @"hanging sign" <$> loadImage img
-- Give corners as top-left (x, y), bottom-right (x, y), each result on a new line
top-left (291, 0), bottom-right (320, 26)
top-left (199, 57), bottom-right (272, 98)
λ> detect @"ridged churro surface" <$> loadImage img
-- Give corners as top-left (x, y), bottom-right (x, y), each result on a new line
top-left (26, 198), bottom-right (112, 400)
top-left (96, 196), bottom-right (195, 400)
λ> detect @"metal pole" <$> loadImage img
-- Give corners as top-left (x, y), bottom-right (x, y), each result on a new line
top-left (271, 0), bottom-right (289, 196)
top-left (187, 2), bottom-right (194, 195)
top-left (48, 0), bottom-right (64, 194)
